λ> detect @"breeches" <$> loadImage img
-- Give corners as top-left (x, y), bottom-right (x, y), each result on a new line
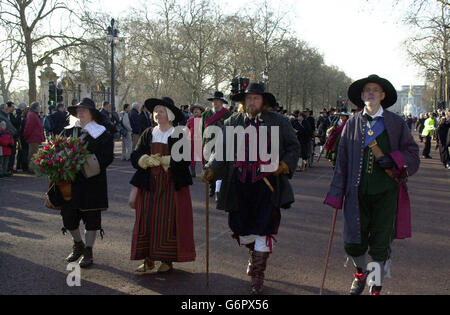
top-left (61, 207), bottom-right (102, 231)
top-left (344, 188), bottom-right (399, 262)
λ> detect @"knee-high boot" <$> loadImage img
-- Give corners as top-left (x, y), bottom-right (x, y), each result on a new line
top-left (250, 251), bottom-right (270, 295)
top-left (245, 243), bottom-right (255, 277)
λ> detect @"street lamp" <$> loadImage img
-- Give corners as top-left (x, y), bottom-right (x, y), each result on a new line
top-left (107, 18), bottom-right (119, 112)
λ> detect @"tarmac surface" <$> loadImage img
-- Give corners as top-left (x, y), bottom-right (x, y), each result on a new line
top-left (1, 139), bottom-right (449, 295)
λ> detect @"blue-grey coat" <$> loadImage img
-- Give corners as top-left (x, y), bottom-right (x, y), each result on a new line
top-left (324, 110), bottom-right (420, 244)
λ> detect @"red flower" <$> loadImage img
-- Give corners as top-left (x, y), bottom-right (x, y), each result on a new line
top-left (60, 159), bottom-right (66, 164)
top-left (35, 159), bottom-right (40, 164)
top-left (55, 158), bottom-right (60, 163)
top-left (54, 141), bottom-right (60, 146)
top-left (44, 146), bottom-right (50, 151)
top-left (48, 160), bottom-right (53, 166)
top-left (40, 155), bottom-right (45, 160)
top-left (60, 170), bottom-right (65, 175)
top-left (69, 143), bottom-right (74, 148)
top-left (40, 168), bottom-right (45, 173)
top-left (71, 164), bottom-right (76, 169)
top-left (72, 148), bottom-right (77, 153)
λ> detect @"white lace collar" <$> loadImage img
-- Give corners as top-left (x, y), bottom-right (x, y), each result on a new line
top-left (72, 120), bottom-right (106, 139)
top-left (152, 126), bottom-right (174, 144)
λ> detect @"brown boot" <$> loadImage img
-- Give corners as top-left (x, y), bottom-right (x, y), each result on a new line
top-left (250, 251), bottom-right (269, 295)
top-left (245, 243), bottom-right (255, 276)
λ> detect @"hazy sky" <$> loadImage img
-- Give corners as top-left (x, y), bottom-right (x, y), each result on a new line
top-left (90, 0), bottom-right (425, 90)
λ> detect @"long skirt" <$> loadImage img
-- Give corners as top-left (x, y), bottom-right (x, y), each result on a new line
top-left (130, 142), bottom-right (196, 263)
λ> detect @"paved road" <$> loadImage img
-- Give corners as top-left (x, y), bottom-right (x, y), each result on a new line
top-left (1, 140), bottom-right (449, 295)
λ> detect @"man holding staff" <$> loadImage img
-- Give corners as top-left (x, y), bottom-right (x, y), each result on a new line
top-left (324, 75), bottom-right (420, 295)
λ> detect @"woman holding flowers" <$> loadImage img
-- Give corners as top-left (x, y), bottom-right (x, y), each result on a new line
top-left (61, 98), bottom-right (114, 268)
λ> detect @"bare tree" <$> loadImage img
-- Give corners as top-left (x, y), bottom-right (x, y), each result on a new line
top-left (403, 2), bottom-right (449, 105)
top-left (0, 0), bottom-right (90, 102)
top-left (0, 29), bottom-right (24, 101)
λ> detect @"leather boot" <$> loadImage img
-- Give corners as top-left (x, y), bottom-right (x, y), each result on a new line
top-left (66, 241), bottom-right (85, 263)
top-left (350, 268), bottom-right (369, 295)
top-left (79, 247), bottom-right (93, 268)
top-left (245, 243), bottom-right (255, 277)
top-left (250, 251), bottom-right (269, 295)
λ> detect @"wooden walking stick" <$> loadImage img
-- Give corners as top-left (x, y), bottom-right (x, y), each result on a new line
top-left (205, 182), bottom-right (210, 287)
top-left (320, 208), bottom-right (339, 295)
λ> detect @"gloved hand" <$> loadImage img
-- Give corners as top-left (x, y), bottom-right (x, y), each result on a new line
top-left (201, 168), bottom-right (214, 183)
top-left (375, 155), bottom-right (395, 169)
top-left (138, 154), bottom-right (161, 170)
top-left (273, 161), bottom-right (290, 176)
top-left (159, 155), bottom-right (171, 173)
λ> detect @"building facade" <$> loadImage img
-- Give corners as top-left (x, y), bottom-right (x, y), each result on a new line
top-left (391, 85), bottom-right (425, 117)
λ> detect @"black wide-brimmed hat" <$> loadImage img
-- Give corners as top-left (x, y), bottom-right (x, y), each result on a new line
top-left (68, 98), bottom-right (100, 118)
top-left (231, 82), bottom-right (277, 108)
top-left (144, 97), bottom-right (184, 124)
top-left (207, 91), bottom-right (228, 104)
top-left (348, 74), bottom-right (397, 109)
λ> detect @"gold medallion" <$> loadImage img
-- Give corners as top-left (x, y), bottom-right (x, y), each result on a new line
top-left (368, 130), bottom-right (374, 136)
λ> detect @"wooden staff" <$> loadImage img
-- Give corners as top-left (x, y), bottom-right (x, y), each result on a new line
top-left (206, 182), bottom-right (210, 287)
top-left (320, 208), bottom-right (339, 295)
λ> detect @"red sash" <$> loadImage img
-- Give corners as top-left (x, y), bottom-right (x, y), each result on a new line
top-left (204, 108), bottom-right (229, 128)
top-left (325, 120), bottom-right (347, 152)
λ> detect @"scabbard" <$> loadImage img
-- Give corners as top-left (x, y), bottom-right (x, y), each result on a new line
top-left (369, 139), bottom-right (399, 184)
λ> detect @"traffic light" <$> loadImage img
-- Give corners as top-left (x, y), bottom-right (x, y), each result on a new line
top-left (48, 81), bottom-right (56, 106)
top-left (57, 87), bottom-right (63, 103)
top-left (239, 78), bottom-right (249, 94)
top-left (337, 99), bottom-right (347, 111)
top-left (231, 78), bottom-right (239, 95)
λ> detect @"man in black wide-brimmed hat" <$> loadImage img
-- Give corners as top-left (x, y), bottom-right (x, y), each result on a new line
top-left (201, 91), bottom-right (232, 201)
top-left (324, 75), bottom-right (420, 295)
top-left (201, 83), bottom-right (300, 295)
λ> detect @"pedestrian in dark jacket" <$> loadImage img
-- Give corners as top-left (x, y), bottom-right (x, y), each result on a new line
top-left (415, 114), bottom-right (426, 142)
top-left (139, 106), bottom-right (154, 136)
top-left (436, 117), bottom-right (450, 169)
top-left (292, 112), bottom-right (312, 169)
top-left (50, 104), bottom-right (69, 136)
top-left (129, 103), bottom-right (142, 150)
top-left (17, 107), bottom-right (30, 172)
top-left (61, 98), bottom-right (114, 269)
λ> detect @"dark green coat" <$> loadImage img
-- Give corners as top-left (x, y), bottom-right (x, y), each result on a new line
top-left (207, 111), bottom-right (301, 212)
